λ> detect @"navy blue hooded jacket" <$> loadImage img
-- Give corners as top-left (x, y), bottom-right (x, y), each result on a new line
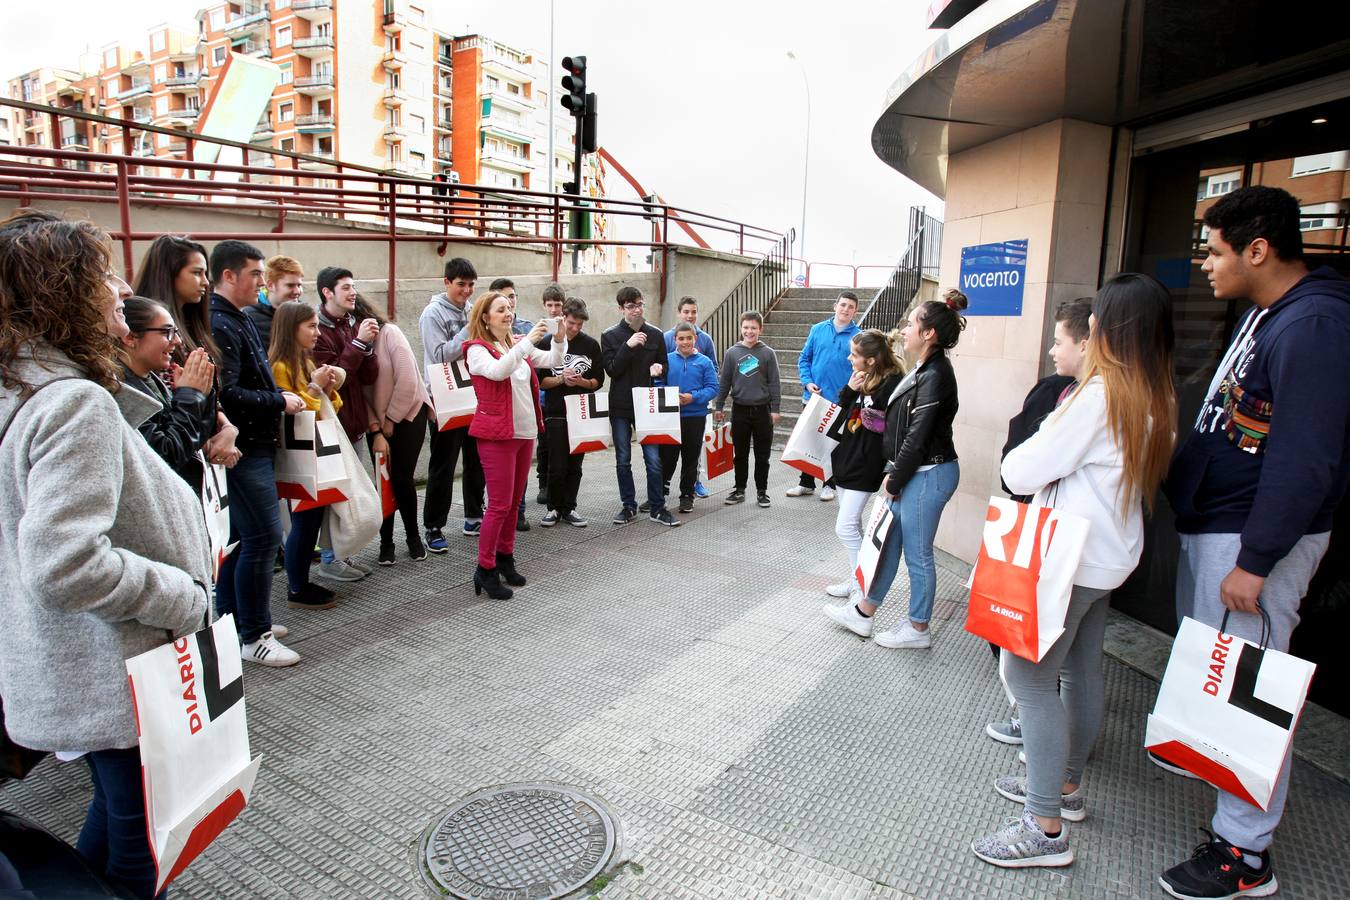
top-left (1164, 267), bottom-right (1350, 577)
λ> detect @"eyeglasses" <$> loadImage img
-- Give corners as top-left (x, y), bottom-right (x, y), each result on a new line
top-left (141, 326), bottom-right (180, 340)
top-left (622, 301), bottom-right (645, 310)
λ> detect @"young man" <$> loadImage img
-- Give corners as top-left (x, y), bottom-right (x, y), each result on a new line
top-left (312, 266), bottom-right (382, 580)
top-left (420, 257), bottom-right (486, 548)
top-left (536, 296), bottom-right (604, 527)
top-left (246, 254), bottom-right (304, 350)
top-left (536, 284), bottom-right (567, 508)
top-left (789, 291), bottom-right (860, 501)
top-left (601, 285), bottom-right (679, 526)
top-left (1160, 186), bottom-right (1350, 900)
top-left (664, 295), bottom-right (717, 499)
top-left (715, 311), bottom-right (782, 508)
top-left (663, 322), bottom-right (719, 513)
top-left (209, 240), bottom-right (306, 667)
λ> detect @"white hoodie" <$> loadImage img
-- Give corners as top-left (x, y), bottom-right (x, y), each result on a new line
top-left (1000, 377), bottom-right (1141, 590)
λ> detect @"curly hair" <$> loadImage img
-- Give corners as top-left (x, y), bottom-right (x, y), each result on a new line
top-left (0, 209), bottom-right (121, 394)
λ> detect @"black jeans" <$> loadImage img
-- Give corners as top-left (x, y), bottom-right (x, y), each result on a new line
top-left (731, 403), bottom-right (773, 493)
top-left (798, 472), bottom-right (836, 489)
top-left (77, 747), bottom-right (160, 899)
top-left (381, 408), bottom-right (428, 545)
top-left (536, 422), bottom-right (549, 485)
top-left (660, 415), bottom-right (707, 499)
top-left (544, 416), bottom-right (585, 514)
top-left (423, 420), bottom-right (484, 528)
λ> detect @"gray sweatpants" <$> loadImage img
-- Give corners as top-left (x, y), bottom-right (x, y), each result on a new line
top-left (1175, 530), bottom-right (1330, 852)
top-left (1001, 584), bottom-right (1111, 818)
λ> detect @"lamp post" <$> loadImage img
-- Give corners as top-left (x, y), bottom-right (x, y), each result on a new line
top-left (787, 50), bottom-right (810, 284)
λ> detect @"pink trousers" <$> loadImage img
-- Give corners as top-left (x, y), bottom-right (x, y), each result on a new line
top-left (476, 436), bottom-right (533, 568)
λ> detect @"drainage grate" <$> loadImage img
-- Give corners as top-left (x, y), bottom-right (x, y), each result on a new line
top-left (421, 783), bottom-right (619, 899)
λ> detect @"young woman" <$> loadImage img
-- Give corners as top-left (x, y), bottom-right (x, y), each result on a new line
top-left (354, 295), bottom-right (433, 565)
top-left (117, 296), bottom-right (217, 486)
top-left (0, 210), bottom-right (212, 900)
top-left (824, 290), bottom-right (966, 649)
top-left (971, 273), bottom-right (1175, 869)
top-left (825, 329), bottom-right (906, 600)
top-left (463, 290), bottom-right (566, 599)
top-left (269, 300), bottom-right (345, 612)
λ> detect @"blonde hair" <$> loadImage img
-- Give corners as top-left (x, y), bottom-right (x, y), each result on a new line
top-left (466, 290), bottom-right (512, 349)
top-left (265, 255), bottom-right (303, 284)
top-left (851, 329), bottom-right (903, 393)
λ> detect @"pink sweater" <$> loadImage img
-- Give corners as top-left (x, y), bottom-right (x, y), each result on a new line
top-left (368, 323), bottom-right (432, 427)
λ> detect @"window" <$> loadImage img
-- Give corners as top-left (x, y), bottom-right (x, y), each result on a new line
top-left (1290, 151), bottom-right (1350, 177)
top-left (388, 71), bottom-right (401, 89)
top-left (154, 64), bottom-right (167, 82)
top-left (152, 31), bottom-right (166, 52)
top-left (1206, 171), bottom-right (1241, 197)
top-left (209, 8), bottom-right (225, 30)
top-left (213, 46), bottom-right (227, 66)
top-left (278, 63), bottom-right (292, 84)
top-left (1300, 202), bottom-right (1345, 231)
top-left (157, 96), bottom-right (169, 114)
top-left (280, 137), bottom-right (294, 151)
top-left (276, 25), bottom-right (291, 47)
top-left (506, 82), bottom-right (519, 95)
top-left (485, 76), bottom-right (499, 91)
top-left (410, 113), bottom-right (425, 133)
top-left (410, 150), bottom-right (425, 167)
top-left (278, 102), bottom-right (293, 122)
top-left (315, 62), bottom-right (332, 77)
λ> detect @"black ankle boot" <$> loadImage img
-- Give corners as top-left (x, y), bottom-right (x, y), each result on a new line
top-left (496, 552), bottom-right (526, 587)
top-left (473, 565), bottom-right (513, 600)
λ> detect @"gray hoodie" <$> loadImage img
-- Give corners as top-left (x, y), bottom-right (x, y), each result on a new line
top-left (0, 350), bottom-right (211, 752)
top-left (420, 291), bottom-right (472, 382)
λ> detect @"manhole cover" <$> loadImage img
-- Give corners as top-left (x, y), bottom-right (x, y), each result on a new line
top-left (420, 783), bottom-right (619, 899)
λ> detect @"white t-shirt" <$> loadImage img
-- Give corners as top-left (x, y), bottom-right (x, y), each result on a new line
top-left (466, 336), bottom-right (566, 439)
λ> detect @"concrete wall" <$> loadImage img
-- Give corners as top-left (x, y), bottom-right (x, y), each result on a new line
top-left (936, 118), bottom-right (1112, 563)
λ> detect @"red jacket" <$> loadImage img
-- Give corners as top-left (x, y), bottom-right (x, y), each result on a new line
top-left (464, 339), bottom-right (544, 441)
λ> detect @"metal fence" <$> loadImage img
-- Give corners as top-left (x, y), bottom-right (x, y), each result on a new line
top-left (857, 207), bottom-right (944, 333)
top-left (701, 229), bottom-right (794, 357)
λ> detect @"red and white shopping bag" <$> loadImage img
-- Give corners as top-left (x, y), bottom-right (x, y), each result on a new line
top-left (373, 450), bottom-right (396, 520)
top-left (125, 614), bottom-right (262, 894)
top-left (963, 496), bottom-right (1090, 662)
top-left (633, 386), bottom-right (682, 445)
top-left (1144, 613), bottom-right (1315, 810)
top-left (702, 422), bottom-right (734, 480)
top-left (564, 392), bottom-right (612, 454)
top-left (197, 452), bottom-right (235, 583)
top-left (274, 410), bottom-right (350, 511)
top-left (781, 393), bottom-right (846, 481)
top-left (853, 492), bottom-right (896, 596)
top-left (427, 360), bottom-right (477, 431)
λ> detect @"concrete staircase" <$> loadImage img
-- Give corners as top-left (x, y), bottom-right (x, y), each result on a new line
top-left (759, 287), bottom-right (856, 445)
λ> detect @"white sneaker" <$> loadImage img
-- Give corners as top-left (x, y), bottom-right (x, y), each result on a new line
top-left (317, 559), bottom-right (365, 582)
top-left (874, 621), bottom-right (932, 649)
top-left (819, 487), bottom-right (837, 502)
top-left (785, 485), bottom-right (814, 497)
top-left (824, 602), bottom-right (874, 637)
top-left (270, 624), bottom-right (289, 640)
top-left (242, 631), bottom-right (300, 667)
top-left (825, 578), bottom-right (856, 598)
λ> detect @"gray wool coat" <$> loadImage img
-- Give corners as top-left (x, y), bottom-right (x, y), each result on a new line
top-left (0, 349), bottom-right (212, 752)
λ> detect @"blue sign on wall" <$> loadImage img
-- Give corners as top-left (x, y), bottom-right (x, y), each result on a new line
top-left (959, 239), bottom-right (1029, 316)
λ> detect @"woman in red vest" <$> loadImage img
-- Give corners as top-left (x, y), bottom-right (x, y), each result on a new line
top-left (463, 290), bottom-right (566, 598)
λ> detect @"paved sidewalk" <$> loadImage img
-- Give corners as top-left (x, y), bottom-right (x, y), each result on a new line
top-left (3, 450), bottom-right (1347, 898)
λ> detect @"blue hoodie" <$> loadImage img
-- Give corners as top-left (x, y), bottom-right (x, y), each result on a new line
top-left (665, 349), bottom-right (719, 418)
top-left (1164, 267), bottom-right (1350, 576)
top-left (798, 318), bottom-right (860, 403)
top-left (663, 326), bottom-right (717, 366)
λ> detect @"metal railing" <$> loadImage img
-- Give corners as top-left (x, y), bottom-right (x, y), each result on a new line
top-left (701, 229), bottom-right (794, 356)
top-left (857, 207), bottom-right (944, 332)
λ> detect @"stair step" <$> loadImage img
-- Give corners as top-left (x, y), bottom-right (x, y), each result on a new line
top-left (765, 310), bottom-right (830, 326)
top-left (771, 296), bottom-right (842, 313)
top-left (781, 287), bottom-right (850, 300)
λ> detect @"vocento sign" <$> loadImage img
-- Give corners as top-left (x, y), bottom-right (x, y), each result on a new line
top-left (959, 239), bottom-right (1029, 316)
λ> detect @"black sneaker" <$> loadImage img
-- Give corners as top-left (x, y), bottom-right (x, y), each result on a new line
top-left (757, 492), bottom-right (771, 508)
top-left (562, 510), bottom-right (588, 527)
top-left (287, 582), bottom-right (337, 610)
top-left (406, 534), bottom-right (427, 561)
top-left (1159, 830), bottom-right (1277, 900)
top-left (638, 500), bottom-right (652, 513)
top-left (516, 511), bottom-right (531, 532)
top-left (678, 496), bottom-right (694, 513)
top-left (724, 490), bottom-right (746, 505)
top-left (650, 508), bottom-right (681, 527)
top-left (612, 506), bottom-right (638, 525)
top-left (378, 543), bottom-right (396, 566)
top-left (425, 529), bottom-right (449, 553)
top-left (541, 510), bottom-right (559, 527)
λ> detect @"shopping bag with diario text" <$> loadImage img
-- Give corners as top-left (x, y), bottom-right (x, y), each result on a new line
top-left (963, 495), bottom-right (1089, 662)
top-left (632, 386), bottom-right (682, 445)
top-left (274, 409), bottom-right (350, 511)
top-left (125, 614), bottom-right (262, 894)
top-left (853, 492), bottom-right (895, 597)
top-left (703, 422), bottom-right (734, 479)
top-left (374, 450), bottom-right (396, 520)
top-left (780, 393), bottom-right (846, 482)
top-left (197, 452), bottom-right (236, 583)
top-left (427, 360), bottom-right (477, 431)
top-left (1144, 614), bottom-right (1315, 810)
top-left (564, 391), bottom-right (613, 454)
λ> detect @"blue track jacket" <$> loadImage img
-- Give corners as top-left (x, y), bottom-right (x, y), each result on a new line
top-left (665, 349), bottom-right (719, 417)
top-left (798, 318), bottom-right (859, 403)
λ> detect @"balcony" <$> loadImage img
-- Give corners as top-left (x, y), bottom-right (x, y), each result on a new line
top-left (300, 150), bottom-right (335, 170)
top-left (382, 87), bottom-right (408, 108)
top-left (293, 35), bottom-right (334, 58)
top-left (437, 145), bottom-right (453, 164)
top-left (130, 109), bottom-right (153, 124)
top-left (434, 117), bottom-right (452, 133)
top-left (61, 134), bottom-right (90, 150)
top-left (56, 83), bottom-right (88, 101)
top-left (482, 118), bottom-right (532, 145)
top-left (382, 123), bottom-right (407, 142)
top-left (292, 0), bottom-right (332, 21)
top-left (483, 88), bottom-right (532, 114)
top-left (170, 43), bottom-right (203, 62)
top-left (116, 81), bottom-right (152, 102)
top-left (234, 38), bottom-right (272, 58)
top-left (437, 53), bottom-right (453, 68)
top-left (382, 12), bottom-right (406, 33)
top-left (224, 8), bottom-right (270, 38)
top-left (167, 139), bottom-right (188, 154)
top-left (166, 108), bottom-right (200, 121)
top-left (247, 154), bottom-right (276, 168)
top-left (294, 74), bottom-right (334, 95)
top-left (295, 113), bottom-right (334, 132)
top-left (436, 79), bottom-right (453, 98)
top-left (253, 121), bottom-right (275, 140)
top-left (381, 50), bottom-right (407, 71)
top-left (121, 57), bottom-right (150, 76)
top-left (481, 52), bottom-right (532, 82)
top-left (480, 149), bottom-right (532, 174)
top-left (164, 74), bottom-right (201, 89)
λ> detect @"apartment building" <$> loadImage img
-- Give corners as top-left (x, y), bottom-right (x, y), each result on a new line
top-left (5, 67), bottom-right (100, 155)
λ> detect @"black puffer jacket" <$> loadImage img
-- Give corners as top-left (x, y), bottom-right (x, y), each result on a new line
top-left (882, 352), bottom-right (959, 494)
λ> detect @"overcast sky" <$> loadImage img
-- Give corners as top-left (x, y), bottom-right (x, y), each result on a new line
top-left (2, 0), bottom-right (943, 278)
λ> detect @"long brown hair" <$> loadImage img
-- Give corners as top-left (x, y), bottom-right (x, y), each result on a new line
top-left (466, 290), bottom-right (511, 350)
top-left (268, 301), bottom-right (318, 390)
top-left (851, 329), bottom-right (904, 394)
top-left (133, 234), bottom-right (218, 360)
top-left (1073, 273), bottom-right (1177, 514)
top-left (0, 209), bottom-right (121, 393)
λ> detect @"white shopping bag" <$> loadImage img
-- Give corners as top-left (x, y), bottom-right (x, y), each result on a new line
top-left (315, 393), bottom-right (382, 560)
top-left (564, 391), bottom-right (612, 454)
top-left (1145, 614), bottom-right (1315, 810)
top-left (125, 614), bottom-right (262, 894)
top-left (781, 393), bottom-right (846, 482)
top-left (197, 452), bottom-right (236, 583)
top-left (853, 492), bottom-right (895, 597)
top-left (428, 360), bottom-right (477, 432)
top-left (275, 409), bottom-right (349, 511)
top-left (633, 386), bottom-right (681, 446)
top-left (702, 422), bottom-right (734, 480)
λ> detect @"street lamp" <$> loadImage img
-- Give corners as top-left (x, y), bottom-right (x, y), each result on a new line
top-left (787, 50), bottom-right (810, 284)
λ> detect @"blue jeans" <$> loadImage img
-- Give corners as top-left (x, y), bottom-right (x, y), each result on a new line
top-left (77, 747), bottom-right (162, 899)
top-left (286, 506), bottom-right (325, 593)
top-left (611, 416), bottom-right (664, 512)
top-left (216, 451), bottom-right (281, 644)
top-left (865, 460), bottom-right (959, 623)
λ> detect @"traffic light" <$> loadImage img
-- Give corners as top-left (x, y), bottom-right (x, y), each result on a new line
top-left (561, 55), bottom-right (587, 115)
top-left (581, 93), bottom-right (598, 153)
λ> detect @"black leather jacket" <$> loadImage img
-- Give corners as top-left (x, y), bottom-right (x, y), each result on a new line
top-left (882, 351), bottom-right (959, 493)
top-left (120, 366), bottom-right (214, 490)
